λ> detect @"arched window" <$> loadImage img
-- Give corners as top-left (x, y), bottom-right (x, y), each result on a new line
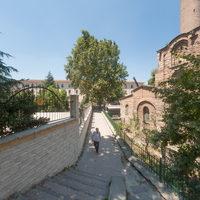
top-left (143, 106), bottom-right (150, 123)
top-left (125, 104), bottom-right (129, 115)
top-left (171, 40), bottom-right (188, 67)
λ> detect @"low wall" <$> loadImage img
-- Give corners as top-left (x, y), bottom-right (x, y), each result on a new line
top-left (0, 108), bottom-right (92, 199)
top-left (79, 106), bottom-right (92, 153)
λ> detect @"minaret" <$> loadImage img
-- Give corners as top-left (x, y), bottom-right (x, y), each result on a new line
top-left (180, 0), bottom-right (200, 33)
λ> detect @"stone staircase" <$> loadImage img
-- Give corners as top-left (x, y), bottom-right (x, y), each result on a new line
top-left (11, 168), bottom-right (110, 200)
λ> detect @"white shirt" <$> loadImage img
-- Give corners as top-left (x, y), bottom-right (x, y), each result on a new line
top-left (91, 131), bottom-right (101, 142)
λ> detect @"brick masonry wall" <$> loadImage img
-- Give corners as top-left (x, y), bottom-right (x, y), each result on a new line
top-left (0, 109), bottom-right (92, 199)
top-left (120, 86), bottom-right (164, 130)
top-left (156, 27), bottom-right (200, 86)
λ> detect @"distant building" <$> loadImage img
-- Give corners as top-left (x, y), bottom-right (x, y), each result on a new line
top-left (21, 79), bottom-right (141, 104)
top-left (123, 80), bottom-right (143, 95)
top-left (21, 79), bottom-right (80, 96)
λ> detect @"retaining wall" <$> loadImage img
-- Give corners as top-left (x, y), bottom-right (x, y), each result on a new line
top-left (0, 108), bottom-right (92, 199)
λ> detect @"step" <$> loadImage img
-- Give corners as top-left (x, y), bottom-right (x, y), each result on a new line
top-left (22, 187), bottom-right (60, 200)
top-left (50, 174), bottom-right (106, 199)
top-left (9, 193), bottom-right (29, 200)
top-left (70, 168), bottom-right (110, 183)
top-left (127, 184), bottom-right (162, 200)
top-left (62, 170), bottom-right (108, 190)
top-left (41, 180), bottom-right (95, 200)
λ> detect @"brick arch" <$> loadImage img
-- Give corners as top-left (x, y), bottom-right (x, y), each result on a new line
top-left (171, 39), bottom-right (188, 53)
top-left (170, 39), bottom-right (189, 68)
top-left (137, 101), bottom-right (156, 130)
top-left (137, 101), bottom-right (156, 112)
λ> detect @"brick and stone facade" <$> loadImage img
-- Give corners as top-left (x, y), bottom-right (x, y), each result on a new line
top-left (120, 86), bottom-right (164, 130)
top-left (120, 1), bottom-right (200, 131)
top-left (155, 26), bottom-right (200, 86)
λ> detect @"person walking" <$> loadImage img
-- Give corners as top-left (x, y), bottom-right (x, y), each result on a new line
top-left (91, 128), bottom-right (101, 153)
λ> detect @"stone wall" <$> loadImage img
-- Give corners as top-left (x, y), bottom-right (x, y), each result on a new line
top-left (0, 106), bottom-right (92, 199)
top-left (120, 86), bottom-right (164, 130)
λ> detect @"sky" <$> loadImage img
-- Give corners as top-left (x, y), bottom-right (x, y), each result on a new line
top-left (0, 0), bottom-right (180, 83)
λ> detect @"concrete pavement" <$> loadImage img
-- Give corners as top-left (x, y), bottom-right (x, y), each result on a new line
top-left (11, 111), bottom-right (163, 200)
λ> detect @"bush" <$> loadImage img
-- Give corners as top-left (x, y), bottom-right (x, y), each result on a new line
top-left (0, 90), bottom-right (49, 137)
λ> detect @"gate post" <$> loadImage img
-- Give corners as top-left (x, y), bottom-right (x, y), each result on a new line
top-left (70, 95), bottom-right (79, 119)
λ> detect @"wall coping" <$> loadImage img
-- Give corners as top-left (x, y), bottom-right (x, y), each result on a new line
top-left (0, 118), bottom-right (77, 152)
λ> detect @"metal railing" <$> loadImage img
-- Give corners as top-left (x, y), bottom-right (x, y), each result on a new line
top-left (0, 86), bottom-right (70, 136)
top-left (18, 86), bottom-right (69, 122)
top-left (103, 111), bottom-right (199, 200)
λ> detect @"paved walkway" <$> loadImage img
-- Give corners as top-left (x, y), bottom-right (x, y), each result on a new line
top-left (12, 112), bottom-right (163, 200)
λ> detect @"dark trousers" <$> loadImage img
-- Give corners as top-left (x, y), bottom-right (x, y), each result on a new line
top-left (93, 141), bottom-right (99, 153)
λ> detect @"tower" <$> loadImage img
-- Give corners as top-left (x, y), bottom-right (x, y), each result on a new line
top-left (180, 0), bottom-right (200, 33)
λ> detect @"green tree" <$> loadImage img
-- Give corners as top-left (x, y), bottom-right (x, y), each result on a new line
top-left (36, 86), bottom-right (68, 112)
top-left (0, 50), bottom-right (48, 136)
top-left (148, 69), bottom-right (156, 86)
top-left (65, 30), bottom-right (128, 106)
top-left (43, 71), bottom-right (56, 88)
top-left (0, 51), bottom-right (18, 101)
top-left (0, 90), bottom-right (48, 135)
top-left (153, 55), bottom-right (200, 179)
top-left (39, 72), bottom-right (68, 112)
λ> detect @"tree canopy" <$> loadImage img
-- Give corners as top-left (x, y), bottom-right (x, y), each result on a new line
top-left (148, 68), bottom-right (156, 86)
top-left (40, 72), bottom-right (68, 111)
top-left (0, 50), bottom-right (48, 136)
top-left (0, 51), bottom-right (18, 101)
top-left (43, 71), bottom-right (56, 88)
top-left (36, 86), bottom-right (69, 112)
top-left (154, 55), bottom-right (200, 180)
top-left (65, 30), bottom-right (128, 105)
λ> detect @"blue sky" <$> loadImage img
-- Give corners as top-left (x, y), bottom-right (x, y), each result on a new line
top-left (1, 0), bottom-right (179, 83)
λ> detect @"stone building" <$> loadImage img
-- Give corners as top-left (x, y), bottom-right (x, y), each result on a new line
top-left (21, 79), bottom-right (80, 96)
top-left (123, 80), bottom-right (143, 95)
top-left (120, 0), bottom-right (200, 130)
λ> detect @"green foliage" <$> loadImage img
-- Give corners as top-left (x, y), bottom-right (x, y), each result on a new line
top-left (65, 30), bottom-right (128, 106)
top-left (36, 86), bottom-right (69, 112)
top-left (0, 50), bottom-right (49, 136)
top-left (43, 71), bottom-right (56, 88)
top-left (80, 95), bottom-right (90, 109)
top-left (153, 55), bottom-right (200, 179)
top-left (0, 90), bottom-right (49, 136)
top-left (148, 69), bottom-right (156, 86)
top-left (128, 114), bottom-right (140, 135)
top-left (0, 51), bottom-right (18, 102)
